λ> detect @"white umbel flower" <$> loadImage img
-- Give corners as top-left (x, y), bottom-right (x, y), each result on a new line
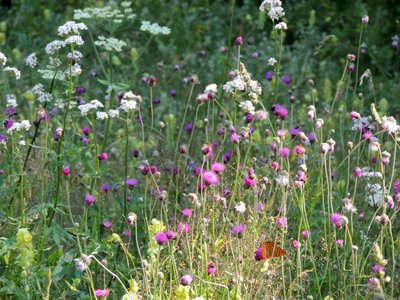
top-left (58, 21), bottom-right (88, 36)
top-left (140, 21), bottom-right (170, 35)
top-left (268, 57), bottom-right (277, 66)
top-left (275, 22), bottom-right (287, 30)
top-left (96, 111), bottom-right (108, 120)
top-left (381, 116), bottom-right (400, 134)
top-left (4, 67), bottom-right (21, 80)
top-left (25, 53), bottom-right (38, 68)
top-left (45, 40), bottom-right (66, 55)
top-left (108, 109), bottom-right (120, 118)
top-left (0, 52), bottom-right (6, 65)
top-left (64, 35), bottom-right (84, 46)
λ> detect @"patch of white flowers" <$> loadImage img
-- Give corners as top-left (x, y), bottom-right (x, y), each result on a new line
top-left (7, 120), bottom-right (31, 134)
top-left (78, 99), bottom-right (104, 116)
top-left (4, 66), bottom-right (21, 80)
top-left (45, 40), bottom-right (66, 55)
top-left (67, 50), bottom-right (83, 62)
top-left (58, 21), bottom-right (88, 36)
top-left (140, 21), bottom-right (171, 35)
top-left (95, 36), bottom-right (127, 52)
top-left (25, 53), bottom-right (38, 68)
top-left (259, 0), bottom-right (285, 22)
top-left (6, 94), bottom-right (18, 108)
top-left (239, 100), bottom-right (255, 115)
top-left (64, 35), bottom-right (84, 46)
top-left (96, 112), bottom-right (108, 120)
top-left (120, 91), bottom-right (141, 112)
top-left (0, 52), bottom-right (7, 65)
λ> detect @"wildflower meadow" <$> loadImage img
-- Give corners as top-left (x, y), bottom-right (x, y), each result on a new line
top-left (0, 0), bottom-right (400, 299)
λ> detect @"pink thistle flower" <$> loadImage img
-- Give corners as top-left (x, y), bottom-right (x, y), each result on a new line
top-left (271, 161), bottom-right (280, 171)
top-left (202, 170), bottom-right (219, 186)
top-left (98, 152), bottom-right (108, 161)
top-left (102, 220), bottom-right (113, 229)
top-left (166, 231), bottom-right (177, 240)
top-left (336, 239), bottom-right (344, 247)
top-left (331, 213), bottom-right (347, 229)
top-left (207, 263), bottom-right (217, 274)
top-left (155, 232), bottom-right (168, 245)
top-left (294, 145), bottom-right (305, 155)
top-left (212, 162), bottom-right (225, 173)
top-left (349, 111), bottom-right (361, 119)
top-left (354, 167), bottom-right (363, 178)
top-left (254, 247), bottom-right (264, 260)
top-left (63, 167), bottom-right (71, 176)
top-left (244, 176), bottom-right (257, 187)
top-left (277, 217), bottom-right (287, 229)
top-left (279, 146), bottom-right (290, 158)
top-left (182, 208), bottom-right (193, 217)
top-left (231, 225), bottom-right (246, 237)
top-left (292, 240), bottom-right (300, 249)
top-left (301, 230), bottom-right (310, 238)
top-left (95, 289), bottom-right (110, 298)
top-left (85, 194), bottom-right (95, 206)
top-left (235, 36), bottom-right (243, 45)
top-left (231, 133), bottom-right (240, 143)
top-left (125, 178), bottom-right (139, 189)
top-left (276, 129), bottom-right (286, 138)
top-left (177, 223), bottom-right (191, 234)
top-left (395, 179), bottom-right (400, 193)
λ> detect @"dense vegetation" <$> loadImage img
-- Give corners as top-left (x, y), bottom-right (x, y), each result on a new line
top-left (0, 0), bottom-right (399, 299)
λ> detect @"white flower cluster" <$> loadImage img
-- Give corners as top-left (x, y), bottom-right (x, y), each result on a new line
top-left (0, 51), bottom-right (6, 65)
top-left (74, 6), bottom-right (135, 21)
top-left (140, 21), bottom-right (171, 35)
top-left (259, 0), bottom-right (285, 21)
top-left (275, 22), bottom-right (287, 30)
top-left (69, 63), bottom-right (82, 77)
top-left (58, 21), bottom-right (88, 36)
top-left (95, 36), bottom-right (127, 52)
top-left (275, 171), bottom-right (290, 186)
top-left (223, 74), bottom-right (246, 93)
top-left (4, 66), bottom-right (21, 80)
top-left (381, 116), bottom-right (400, 134)
top-left (45, 40), bottom-right (66, 55)
top-left (120, 91), bottom-right (141, 112)
top-left (78, 99), bottom-right (104, 116)
top-left (366, 183), bottom-right (383, 207)
top-left (196, 83), bottom-right (218, 103)
top-left (6, 94), bottom-right (18, 108)
top-left (67, 50), bottom-right (83, 62)
top-left (268, 57), bottom-right (277, 66)
top-left (7, 120), bottom-right (31, 134)
top-left (25, 53), bottom-right (38, 68)
top-left (96, 111), bottom-right (108, 120)
top-left (239, 100), bottom-right (255, 115)
top-left (108, 109), bottom-right (120, 118)
top-left (223, 64), bottom-right (262, 98)
top-left (64, 35), bottom-right (84, 46)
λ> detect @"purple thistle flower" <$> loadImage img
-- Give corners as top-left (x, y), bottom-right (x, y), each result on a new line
top-left (95, 289), bottom-right (110, 298)
top-left (155, 232), bottom-right (168, 245)
top-left (266, 71), bottom-right (274, 81)
top-left (202, 170), bottom-right (219, 186)
top-left (125, 178), bottom-right (139, 189)
top-left (281, 75), bottom-right (292, 85)
top-left (85, 194), bottom-right (95, 206)
top-left (177, 223), bottom-right (191, 234)
top-left (277, 217), bottom-right (288, 229)
top-left (102, 220), bottom-right (113, 229)
top-left (180, 274), bottom-right (193, 286)
top-left (182, 208), bottom-right (193, 217)
top-left (231, 225), bottom-right (246, 237)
